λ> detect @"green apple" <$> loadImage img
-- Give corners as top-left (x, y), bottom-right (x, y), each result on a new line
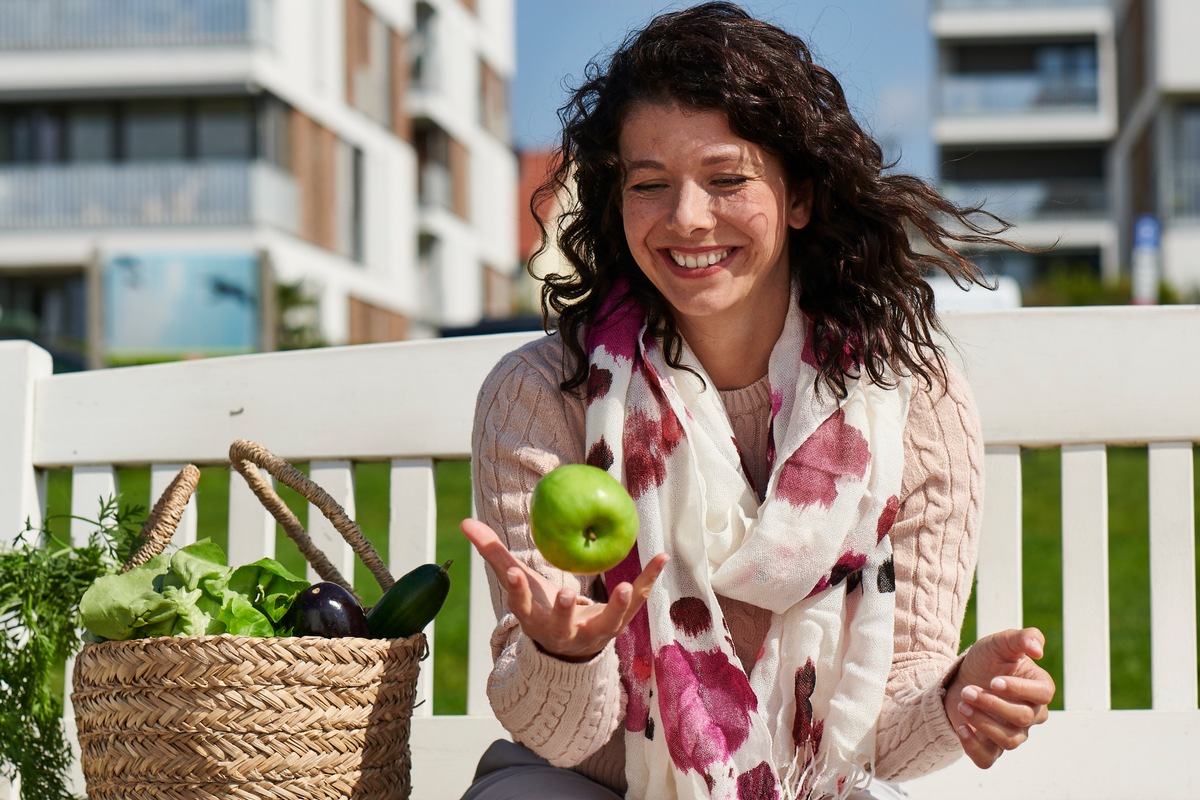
top-left (529, 464), bottom-right (639, 574)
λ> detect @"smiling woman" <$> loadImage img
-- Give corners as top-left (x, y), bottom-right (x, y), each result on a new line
top-left (618, 104), bottom-right (810, 389)
top-left (459, 4), bottom-right (1053, 800)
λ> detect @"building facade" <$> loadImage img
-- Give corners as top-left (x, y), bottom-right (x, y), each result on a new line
top-left (0, 0), bottom-right (517, 369)
top-left (931, 0), bottom-right (1118, 289)
top-left (1111, 0), bottom-right (1200, 294)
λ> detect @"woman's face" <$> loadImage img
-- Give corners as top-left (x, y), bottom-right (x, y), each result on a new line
top-left (618, 103), bottom-right (811, 338)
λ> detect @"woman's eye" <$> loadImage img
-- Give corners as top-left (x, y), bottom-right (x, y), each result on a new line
top-left (713, 176), bottom-right (749, 188)
top-left (628, 181), bottom-right (666, 193)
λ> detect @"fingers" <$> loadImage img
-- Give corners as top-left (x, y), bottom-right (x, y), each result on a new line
top-left (989, 673), bottom-right (1056, 709)
top-left (986, 626), bottom-right (1046, 661)
top-left (578, 553), bottom-right (670, 637)
top-left (956, 723), bottom-right (1005, 769)
top-left (956, 686), bottom-right (1032, 750)
top-left (460, 518), bottom-right (524, 577)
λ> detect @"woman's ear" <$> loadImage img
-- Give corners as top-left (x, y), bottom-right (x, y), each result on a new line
top-left (788, 180), bottom-right (813, 230)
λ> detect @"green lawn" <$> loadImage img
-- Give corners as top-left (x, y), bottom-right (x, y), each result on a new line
top-left (42, 445), bottom-right (1200, 714)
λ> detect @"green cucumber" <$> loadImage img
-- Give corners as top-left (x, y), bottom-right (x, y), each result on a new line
top-left (366, 559), bottom-right (453, 639)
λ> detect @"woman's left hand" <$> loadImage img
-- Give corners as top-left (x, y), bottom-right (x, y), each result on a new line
top-left (945, 627), bottom-right (1056, 768)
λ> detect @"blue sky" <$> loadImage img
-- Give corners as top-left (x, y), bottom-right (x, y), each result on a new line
top-left (513, 0), bottom-right (936, 179)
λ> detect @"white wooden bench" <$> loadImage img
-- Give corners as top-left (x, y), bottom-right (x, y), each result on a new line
top-left (1, 305), bottom-right (1197, 800)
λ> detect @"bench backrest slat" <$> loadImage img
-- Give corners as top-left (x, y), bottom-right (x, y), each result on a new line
top-left (1148, 440), bottom-right (1198, 710)
top-left (150, 462), bottom-right (198, 546)
top-left (388, 458), bottom-right (439, 717)
top-left (306, 460), bottom-right (358, 584)
top-left (227, 467), bottom-right (278, 565)
top-left (0, 342), bottom-right (52, 541)
top-left (467, 547), bottom-right (495, 716)
top-left (974, 446), bottom-right (1024, 636)
top-left (1059, 443), bottom-right (1111, 712)
top-left (30, 333), bottom-right (538, 466)
top-left (70, 465), bottom-right (118, 546)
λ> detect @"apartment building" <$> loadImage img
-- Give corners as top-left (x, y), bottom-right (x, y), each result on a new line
top-left (932, 0), bottom-right (1200, 296)
top-left (0, 0), bottom-right (517, 369)
top-left (931, 0), bottom-right (1118, 290)
top-left (1111, 0), bottom-right (1200, 294)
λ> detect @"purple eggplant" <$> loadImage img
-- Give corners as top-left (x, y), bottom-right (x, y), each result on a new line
top-left (287, 582), bottom-right (369, 638)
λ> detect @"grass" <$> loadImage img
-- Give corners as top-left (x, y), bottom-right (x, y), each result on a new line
top-left (42, 446), bottom-right (1200, 715)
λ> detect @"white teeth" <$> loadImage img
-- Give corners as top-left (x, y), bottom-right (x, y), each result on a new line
top-left (670, 248), bottom-right (730, 268)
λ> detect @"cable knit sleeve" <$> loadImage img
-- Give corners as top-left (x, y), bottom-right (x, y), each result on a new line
top-left (470, 335), bottom-right (627, 769)
top-left (875, 361), bottom-right (984, 781)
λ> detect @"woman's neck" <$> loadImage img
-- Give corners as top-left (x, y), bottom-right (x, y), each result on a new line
top-left (677, 299), bottom-right (789, 391)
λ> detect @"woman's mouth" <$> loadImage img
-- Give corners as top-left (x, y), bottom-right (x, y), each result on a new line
top-left (668, 248), bottom-right (732, 269)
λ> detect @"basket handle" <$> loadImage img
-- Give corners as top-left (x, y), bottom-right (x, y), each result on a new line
top-left (120, 464), bottom-right (202, 573)
top-left (228, 439), bottom-right (395, 598)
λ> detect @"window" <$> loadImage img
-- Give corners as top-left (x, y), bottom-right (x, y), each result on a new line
top-left (0, 270), bottom-right (88, 370)
top-left (257, 95), bottom-right (292, 171)
top-left (1173, 105), bottom-right (1200, 218)
top-left (418, 232), bottom-right (442, 319)
top-left (123, 101), bottom-right (187, 160)
top-left (351, 147), bottom-right (364, 262)
top-left (68, 105), bottom-right (116, 162)
top-left (2, 106), bottom-right (65, 163)
top-left (479, 59), bottom-right (509, 140)
top-left (196, 98), bottom-right (255, 159)
top-left (412, 3), bottom-right (437, 89)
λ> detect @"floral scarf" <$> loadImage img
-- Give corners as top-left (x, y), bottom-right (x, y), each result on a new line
top-left (586, 282), bottom-right (911, 800)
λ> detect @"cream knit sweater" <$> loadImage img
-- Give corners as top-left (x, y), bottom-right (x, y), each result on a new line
top-left (471, 333), bottom-right (983, 793)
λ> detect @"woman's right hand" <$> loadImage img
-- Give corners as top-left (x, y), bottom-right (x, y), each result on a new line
top-left (461, 517), bottom-right (669, 662)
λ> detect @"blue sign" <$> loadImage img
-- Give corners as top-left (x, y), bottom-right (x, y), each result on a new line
top-left (1133, 214), bottom-right (1160, 250)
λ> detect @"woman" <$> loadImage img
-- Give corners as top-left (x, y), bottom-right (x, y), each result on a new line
top-left (461, 4), bottom-right (1054, 799)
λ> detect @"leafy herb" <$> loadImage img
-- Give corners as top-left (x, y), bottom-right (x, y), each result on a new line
top-left (0, 498), bottom-right (143, 800)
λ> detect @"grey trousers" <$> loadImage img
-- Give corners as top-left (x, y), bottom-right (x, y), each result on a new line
top-left (459, 739), bottom-right (622, 799)
top-left (459, 739), bottom-right (911, 800)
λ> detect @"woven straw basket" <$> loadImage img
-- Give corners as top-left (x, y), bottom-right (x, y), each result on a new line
top-left (71, 440), bottom-right (425, 800)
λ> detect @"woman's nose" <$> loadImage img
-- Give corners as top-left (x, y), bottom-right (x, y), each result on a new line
top-left (667, 182), bottom-right (714, 234)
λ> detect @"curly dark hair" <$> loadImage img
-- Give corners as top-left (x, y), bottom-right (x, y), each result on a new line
top-left (531, 1), bottom-right (1011, 397)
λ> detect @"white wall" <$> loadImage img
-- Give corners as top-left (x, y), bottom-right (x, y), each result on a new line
top-left (1162, 224), bottom-right (1200, 293)
top-left (1157, 0), bottom-right (1200, 91)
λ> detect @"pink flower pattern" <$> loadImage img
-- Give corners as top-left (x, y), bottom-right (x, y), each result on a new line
top-left (877, 494), bottom-right (900, 542)
top-left (736, 761), bottom-right (780, 800)
top-left (775, 409), bottom-right (870, 508)
top-left (792, 658), bottom-right (825, 772)
top-left (669, 596), bottom-right (712, 637)
top-left (586, 438), bottom-right (614, 471)
top-left (586, 294), bottom-right (642, 363)
top-left (622, 363), bottom-right (685, 498)
top-left (655, 643), bottom-right (758, 776)
top-left (607, 545), bottom-right (653, 733)
top-left (806, 550), bottom-right (868, 599)
top-left (587, 364), bottom-right (613, 405)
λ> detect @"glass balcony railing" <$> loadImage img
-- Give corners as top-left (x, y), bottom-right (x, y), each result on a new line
top-left (935, 0), bottom-right (1107, 9)
top-left (942, 179), bottom-right (1108, 220)
top-left (0, 160), bottom-right (297, 231)
top-left (0, 0), bottom-right (272, 50)
top-left (941, 73), bottom-right (1099, 115)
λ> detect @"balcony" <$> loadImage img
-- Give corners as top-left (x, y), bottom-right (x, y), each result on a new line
top-left (0, 0), bottom-right (272, 50)
top-left (942, 179), bottom-right (1108, 221)
top-left (941, 72), bottom-right (1098, 116)
top-left (0, 160), bottom-right (297, 232)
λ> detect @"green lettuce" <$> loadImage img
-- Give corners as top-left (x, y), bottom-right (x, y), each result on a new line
top-left (228, 558), bottom-right (308, 624)
top-left (79, 539), bottom-right (308, 641)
